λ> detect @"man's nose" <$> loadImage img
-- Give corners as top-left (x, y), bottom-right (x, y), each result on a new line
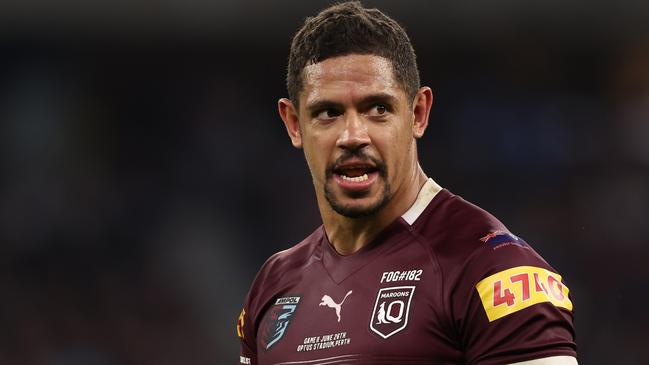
top-left (336, 112), bottom-right (370, 150)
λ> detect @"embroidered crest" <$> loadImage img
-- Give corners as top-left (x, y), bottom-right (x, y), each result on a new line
top-left (369, 286), bottom-right (415, 339)
top-left (259, 296), bottom-right (301, 350)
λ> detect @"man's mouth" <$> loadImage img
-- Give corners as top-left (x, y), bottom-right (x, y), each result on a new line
top-left (334, 164), bottom-right (378, 181)
top-left (341, 173), bottom-right (369, 182)
top-left (331, 163), bottom-right (381, 191)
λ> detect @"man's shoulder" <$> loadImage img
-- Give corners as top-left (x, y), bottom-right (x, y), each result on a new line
top-left (412, 189), bottom-right (557, 286)
top-left (244, 226), bottom-right (323, 314)
top-left (262, 226), bottom-right (324, 274)
top-left (251, 225), bottom-right (324, 291)
top-left (412, 189), bottom-right (509, 254)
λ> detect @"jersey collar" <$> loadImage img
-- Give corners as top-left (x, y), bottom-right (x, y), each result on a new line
top-left (401, 178), bottom-right (443, 225)
top-left (319, 178), bottom-right (443, 284)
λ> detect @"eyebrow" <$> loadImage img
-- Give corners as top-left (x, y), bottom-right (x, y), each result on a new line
top-left (305, 93), bottom-right (399, 114)
top-left (359, 93), bottom-right (399, 108)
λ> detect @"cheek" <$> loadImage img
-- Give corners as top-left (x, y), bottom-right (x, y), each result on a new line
top-left (375, 124), bottom-right (409, 160)
top-left (302, 143), bottom-right (319, 175)
top-left (374, 123), bottom-right (414, 176)
top-left (301, 133), bottom-right (332, 179)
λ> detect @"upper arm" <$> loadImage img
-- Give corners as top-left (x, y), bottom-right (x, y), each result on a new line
top-left (453, 233), bottom-right (577, 364)
top-left (237, 307), bottom-right (257, 364)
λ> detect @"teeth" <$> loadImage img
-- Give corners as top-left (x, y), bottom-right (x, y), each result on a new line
top-left (341, 173), bottom-right (369, 182)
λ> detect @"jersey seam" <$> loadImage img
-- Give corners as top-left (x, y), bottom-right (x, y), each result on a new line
top-left (406, 226), bottom-right (453, 344)
top-left (454, 241), bottom-right (494, 350)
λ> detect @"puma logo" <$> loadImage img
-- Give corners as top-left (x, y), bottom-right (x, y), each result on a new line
top-left (319, 290), bottom-right (353, 322)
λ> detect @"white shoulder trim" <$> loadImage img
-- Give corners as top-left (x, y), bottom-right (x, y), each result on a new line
top-left (507, 355), bottom-right (578, 365)
top-left (401, 178), bottom-right (443, 225)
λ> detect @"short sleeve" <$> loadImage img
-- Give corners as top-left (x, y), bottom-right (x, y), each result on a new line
top-left (453, 232), bottom-right (577, 365)
top-left (237, 305), bottom-right (257, 365)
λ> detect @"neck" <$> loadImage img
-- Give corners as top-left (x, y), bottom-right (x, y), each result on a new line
top-left (319, 165), bottom-right (428, 255)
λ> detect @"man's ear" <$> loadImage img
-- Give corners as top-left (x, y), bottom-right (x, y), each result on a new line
top-left (412, 87), bottom-right (433, 139)
top-left (278, 98), bottom-right (303, 148)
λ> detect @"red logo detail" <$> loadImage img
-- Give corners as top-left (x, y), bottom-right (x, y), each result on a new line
top-left (480, 231), bottom-right (506, 243)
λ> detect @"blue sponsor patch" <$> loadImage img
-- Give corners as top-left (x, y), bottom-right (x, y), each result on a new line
top-left (480, 231), bottom-right (528, 248)
top-left (259, 296), bottom-right (301, 350)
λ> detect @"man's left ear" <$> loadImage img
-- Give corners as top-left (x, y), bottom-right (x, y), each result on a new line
top-left (412, 87), bottom-right (433, 138)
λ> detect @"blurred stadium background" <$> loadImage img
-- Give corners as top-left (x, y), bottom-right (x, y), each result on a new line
top-left (1, 0), bottom-right (647, 363)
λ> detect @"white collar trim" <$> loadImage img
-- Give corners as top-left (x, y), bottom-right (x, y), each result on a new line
top-left (401, 178), bottom-right (443, 225)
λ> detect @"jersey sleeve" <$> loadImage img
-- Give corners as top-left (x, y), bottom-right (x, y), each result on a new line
top-left (237, 258), bottom-right (272, 365)
top-left (236, 249), bottom-right (286, 365)
top-left (452, 232), bottom-right (577, 365)
top-left (237, 304), bottom-right (257, 365)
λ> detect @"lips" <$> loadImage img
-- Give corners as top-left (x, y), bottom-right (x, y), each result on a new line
top-left (331, 162), bottom-right (380, 192)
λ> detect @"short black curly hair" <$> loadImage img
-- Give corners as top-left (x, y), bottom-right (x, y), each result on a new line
top-left (287, 1), bottom-right (420, 107)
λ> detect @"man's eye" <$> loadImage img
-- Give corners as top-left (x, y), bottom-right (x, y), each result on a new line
top-left (367, 104), bottom-right (388, 117)
top-left (315, 109), bottom-right (341, 120)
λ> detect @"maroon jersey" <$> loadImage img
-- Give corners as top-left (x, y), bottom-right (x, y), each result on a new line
top-left (237, 180), bottom-right (576, 364)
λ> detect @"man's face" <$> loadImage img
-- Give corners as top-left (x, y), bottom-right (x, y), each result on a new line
top-left (287, 54), bottom-right (420, 218)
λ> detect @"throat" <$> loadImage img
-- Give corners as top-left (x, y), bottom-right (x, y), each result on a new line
top-left (324, 218), bottom-right (384, 255)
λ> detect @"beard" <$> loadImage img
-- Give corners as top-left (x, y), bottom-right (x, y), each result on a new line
top-left (323, 150), bottom-right (390, 218)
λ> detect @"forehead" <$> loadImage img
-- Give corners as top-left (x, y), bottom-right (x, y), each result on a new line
top-left (300, 54), bottom-right (404, 106)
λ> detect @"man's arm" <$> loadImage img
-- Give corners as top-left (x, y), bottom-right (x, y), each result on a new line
top-left (509, 356), bottom-right (578, 365)
top-left (453, 231), bottom-right (577, 364)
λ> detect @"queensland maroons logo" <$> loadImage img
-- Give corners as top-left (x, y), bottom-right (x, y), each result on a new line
top-left (259, 296), bottom-right (301, 350)
top-left (369, 286), bottom-right (415, 339)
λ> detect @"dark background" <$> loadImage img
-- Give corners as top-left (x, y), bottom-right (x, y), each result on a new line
top-left (1, 0), bottom-right (647, 363)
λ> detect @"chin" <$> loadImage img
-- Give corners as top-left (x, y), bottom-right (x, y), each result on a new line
top-left (323, 177), bottom-right (392, 218)
top-left (328, 196), bottom-right (390, 219)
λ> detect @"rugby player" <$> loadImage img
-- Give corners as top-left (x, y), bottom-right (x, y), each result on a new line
top-left (237, 2), bottom-right (577, 364)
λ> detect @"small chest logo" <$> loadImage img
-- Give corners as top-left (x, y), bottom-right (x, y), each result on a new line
top-left (259, 296), bottom-right (300, 350)
top-left (319, 290), bottom-right (352, 322)
top-left (369, 286), bottom-right (415, 339)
